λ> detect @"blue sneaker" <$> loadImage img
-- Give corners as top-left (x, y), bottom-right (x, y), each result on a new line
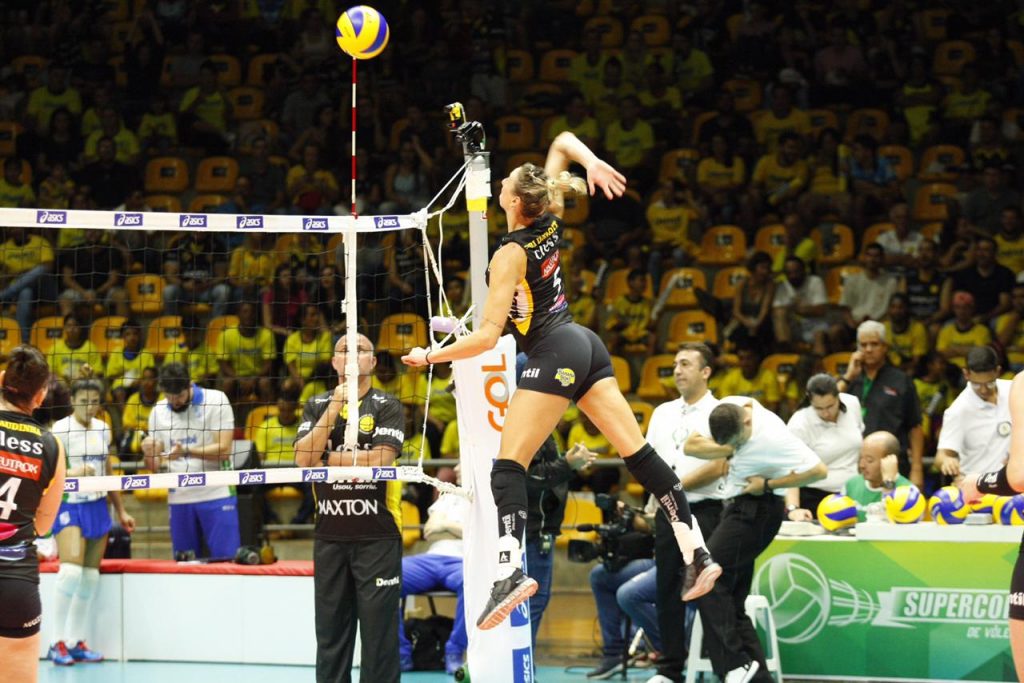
top-left (67, 640), bottom-right (104, 663)
top-left (445, 652), bottom-right (464, 676)
top-left (48, 641), bottom-right (74, 666)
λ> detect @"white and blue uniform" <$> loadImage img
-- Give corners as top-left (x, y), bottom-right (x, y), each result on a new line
top-left (51, 415), bottom-right (112, 540)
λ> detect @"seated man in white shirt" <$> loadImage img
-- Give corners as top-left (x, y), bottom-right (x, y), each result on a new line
top-left (935, 346), bottom-right (1012, 480)
top-left (771, 256), bottom-right (829, 356)
top-left (685, 397), bottom-right (827, 683)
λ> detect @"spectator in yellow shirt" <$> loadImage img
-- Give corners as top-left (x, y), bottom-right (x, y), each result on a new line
top-left (217, 301), bottom-right (276, 403)
top-left (717, 345), bottom-right (781, 413)
top-left (995, 207), bottom-right (1024, 275)
top-left (26, 63), bottom-right (82, 133)
top-left (137, 95), bottom-right (178, 155)
top-left (0, 226), bottom-right (55, 342)
top-left (0, 158), bottom-right (35, 208)
top-left (569, 272), bottom-right (597, 330)
top-left (696, 134), bottom-right (746, 225)
top-left (570, 28), bottom-right (609, 104)
top-left (645, 179), bottom-right (700, 291)
top-left (997, 283), bottom-right (1024, 372)
top-left (119, 366), bottom-right (161, 459)
top-left (228, 232), bottom-right (275, 301)
top-left (754, 84), bottom-right (810, 152)
top-left (38, 163), bottom-right (75, 210)
top-left (941, 64), bottom-right (991, 145)
top-left (286, 143), bottom-right (340, 214)
top-left (771, 212), bottom-right (819, 274)
top-left (936, 292), bottom-right (992, 368)
top-left (106, 319), bottom-right (158, 407)
top-left (883, 293), bottom-right (929, 372)
top-left (798, 128), bottom-right (851, 225)
top-left (83, 107), bottom-right (140, 165)
top-left (252, 379), bottom-right (314, 524)
top-left (178, 60), bottom-right (233, 154)
top-left (671, 32), bottom-right (714, 102)
top-left (749, 132), bottom-right (808, 220)
top-left (47, 313), bottom-right (105, 382)
top-left (544, 92), bottom-right (599, 148)
top-left (164, 320), bottom-right (219, 387)
top-left (603, 95), bottom-right (655, 187)
top-left (606, 269), bottom-right (656, 359)
top-left (638, 62), bottom-right (683, 139)
top-left (589, 58), bottom-right (636, 129)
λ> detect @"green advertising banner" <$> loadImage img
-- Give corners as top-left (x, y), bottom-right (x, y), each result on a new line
top-left (755, 538), bottom-right (1018, 681)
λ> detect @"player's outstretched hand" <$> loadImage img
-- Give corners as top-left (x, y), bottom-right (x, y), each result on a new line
top-left (402, 347), bottom-right (430, 367)
top-left (587, 159), bottom-right (627, 200)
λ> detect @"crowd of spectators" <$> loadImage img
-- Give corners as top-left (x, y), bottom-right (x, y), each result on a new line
top-left (0, 0), bottom-right (1023, 505)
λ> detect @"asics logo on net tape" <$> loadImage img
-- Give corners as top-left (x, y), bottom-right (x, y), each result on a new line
top-left (121, 475), bottom-right (150, 490)
top-left (36, 210), bottom-right (67, 225)
top-left (303, 468), bottom-right (328, 482)
top-left (179, 214), bottom-right (208, 228)
top-left (63, 479), bottom-right (80, 492)
top-left (239, 470), bottom-right (266, 485)
top-left (236, 215), bottom-right (264, 229)
top-left (303, 217), bottom-right (329, 231)
top-left (371, 467), bottom-right (397, 480)
top-left (114, 212), bottom-right (143, 226)
top-left (373, 215), bottom-right (400, 229)
top-left (177, 473), bottom-right (206, 487)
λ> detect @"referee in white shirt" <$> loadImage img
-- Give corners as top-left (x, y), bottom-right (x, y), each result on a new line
top-left (936, 346), bottom-right (1013, 479)
top-left (643, 343), bottom-right (727, 683)
top-left (685, 397), bottom-right (827, 683)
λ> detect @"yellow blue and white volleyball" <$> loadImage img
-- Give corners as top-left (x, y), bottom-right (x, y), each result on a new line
top-left (336, 6), bottom-right (390, 60)
top-left (993, 495), bottom-right (1024, 525)
top-left (884, 485), bottom-right (925, 524)
top-left (969, 493), bottom-right (998, 515)
top-left (816, 494), bottom-right (858, 531)
top-left (927, 486), bottom-right (968, 525)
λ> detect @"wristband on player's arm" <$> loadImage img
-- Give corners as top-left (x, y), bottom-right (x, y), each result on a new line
top-left (976, 467), bottom-right (1019, 496)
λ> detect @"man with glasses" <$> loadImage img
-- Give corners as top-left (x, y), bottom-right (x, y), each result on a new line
top-left (935, 346), bottom-right (1012, 480)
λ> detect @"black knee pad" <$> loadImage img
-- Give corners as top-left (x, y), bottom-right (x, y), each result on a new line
top-left (491, 459), bottom-right (527, 506)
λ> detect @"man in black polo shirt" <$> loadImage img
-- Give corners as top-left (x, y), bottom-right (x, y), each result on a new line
top-left (294, 333), bottom-right (406, 683)
top-left (837, 320), bottom-right (924, 488)
top-left (951, 236), bottom-right (1014, 324)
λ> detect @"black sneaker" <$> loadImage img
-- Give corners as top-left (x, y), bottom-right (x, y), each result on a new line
top-left (586, 656), bottom-right (625, 679)
top-left (682, 547), bottom-right (722, 601)
top-left (476, 568), bottom-right (539, 630)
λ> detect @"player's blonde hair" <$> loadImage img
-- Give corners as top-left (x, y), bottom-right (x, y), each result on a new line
top-left (513, 163), bottom-right (587, 220)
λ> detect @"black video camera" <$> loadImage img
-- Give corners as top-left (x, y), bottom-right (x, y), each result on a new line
top-left (567, 494), bottom-right (654, 573)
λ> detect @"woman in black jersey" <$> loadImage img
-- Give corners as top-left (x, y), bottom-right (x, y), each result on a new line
top-left (961, 370), bottom-right (1024, 681)
top-left (403, 132), bottom-right (720, 630)
top-left (0, 345), bottom-right (66, 683)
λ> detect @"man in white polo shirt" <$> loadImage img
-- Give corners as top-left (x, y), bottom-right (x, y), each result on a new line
top-left (935, 346), bottom-right (1013, 478)
top-left (142, 362), bottom-right (239, 559)
top-left (685, 397), bottom-right (827, 683)
top-left (643, 342), bottom-right (726, 683)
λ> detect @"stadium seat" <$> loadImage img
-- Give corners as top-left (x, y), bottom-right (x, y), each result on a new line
top-left (125, 274), bottom-right (165, 316)
top-left (921, 221), bottom-right (942, 240)
top-left (245, 405), bottom-right (279, 442)
top-left (583, 16), bottom-right (624, 47)
top-left (811, 223), bottom-right (855, 266)
top-left (878, 145), bottom-right (914, 181)
top-left (144, 194), bottom-right (182, 213)
top-left (108, 56), bottom-right (127, 87)
top-left (912, 183), bottom-right (958, 222)
top-left (663, 311), bottom-right (718, 351)
top-left (916, 8), bottom-right (950, 42)
top-left (690, 110), bottom-right (717, 144)
top-left (561, 192), bottom-right (589, 225)
top-left (845, 108), bottom-right (890, 142)
top-left (860, 222), bottom-right (892, 254)
top-left (722, 78), bottom-right (762, 113)
top-left (209, 53), bottom-right (242, 86)
top-left (378, 313), bottom-right (428, 355)
top-left (754, 224), bottom-right (787, 261)
top-left (761, 353), bottom-right (800, 390)
top-left (824, 265), bottom-right (864, 305)
top-left (630, 14), bottom-right (671, 46)
top-left (696, 225), bottom-right (746, 267)
top-left (538, 49), bottom-right (577, 82)
top-left (401, 500), bottom-right (421, 549)
top-left (658, 267), bottom-right (707, 310)
top-left (0, 121), bottom-right (23, 158)
top-left (494, 115), bottom-right (536, 152)
top-left (933, 40), bottom-right (975, 76)
top-left (602, 268), bottom-right (654, 306)
top-left (636, 354), bottom-right (677, 400)
top-left (518, 82), bottom-right (563, 118)
top-left (713, 266), bottom-right (749, 300)
top-left (807, 109), bottom-right (840, 139)
top-left (188, 194), bottom-right (228, 212)
top-left (504, 152), bottom-right (545, 176)
top-left (90, 316), bottom-right (127, 358)
top-left (30, 316), bottom-right (66, 355)
top-left (822, 352), bottom-right (853, 377)
top-left (611, 355), bottom-right (631, 393)
top-left (145, 315), bottom-right (183, 359)
top-left (206, 315), bottom-right (239, 350)
top-left (11, 55), bottom-right (48, 76)
top-left (504, 48), bottom-right (534, 82)
top-left (658, 148), bottom-right (700, 183)
top-left (556, 493), bottom-right (601, 548)
top-left (629, 400), bottom-right (655, 433)
top-left (228, 86), bottom-right (265, 121)
top-left (246, 53), bottom-right (281, 85)
top-left (917, 144), bottom-right (965, 182)
top-left (109, 20), bottom-right (133, 53)
top-left (195, 156), bottom-right (240, 193)
top-left (144, 157), bottom-right (189, 193)
top-left (237, 118), bottom-right (280, 153)
top-left (0, 316), bottom-right (22, 354)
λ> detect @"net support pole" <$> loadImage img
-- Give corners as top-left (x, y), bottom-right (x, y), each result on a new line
top-left (463, 151), bottom-right (491, 328)
top-left (343, 221), bottom-right (360, 450)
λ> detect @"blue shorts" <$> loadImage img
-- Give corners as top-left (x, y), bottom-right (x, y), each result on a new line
top-left (169, 497), bottom-right (241, 559)
top-left (52, 498), bottom-right (112, 540)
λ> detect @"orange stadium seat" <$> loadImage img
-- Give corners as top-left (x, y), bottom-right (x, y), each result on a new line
top-left (561, 192), bottom-right (589, 225)
top-left (125, 275), bottom-right (165, 316)
top-left (754, 224), bottom-right (787, 261)
top-left (145, 315), bottom-right (183, 359)
top-left (722, 78), bottom-right (762, 113)
top-left (912, 183), bottom-right (958, 222)
top-left (690, 111), bottom-right (717, 144)
top-left (663, 311), bottom-right (718, 351)
top-left (713, 266), bottom-right (749, 300)
top-left (845, 108), bottom-right (890, 142)
top-left (812, 223), bottom-right (855, 266)
top-left (630, 14), bottom-right (671, 46)
top-left (878, 145), bottom-right (914, 181)
top-left (518, 82), bottom-right (562, 118)
top-left (12, 55), bottom-right (48, 76)
top-left (209, 54), bottom-right (242, 86)
top-left (583, 16), bottom-right (624, 47)
top-left (188, 194), bottom-right (227, 212)
top-left (494, 115), bottom-right (536, 152)
top-left (30, 316), bottom-right (66, 355)
top-left (246, 53), bottom-right (281, 86)
top-left (636, 354), bottom-right (677, 401)
top-left (206, 315), bottom-right (239, 350)
top-left (822, 352), bottom-right (853, 377)
top-left (824, 265), bottom-right (864, 305)
top-left (144, 195), bottom-right (182, 213)
top-left (378, 313), bottom-right (428, 355)
top-left (602, 268), bottom-right (654, 306)
top-left (0, 316), bottom-right (22, 355)
top-left (90, 316), bottom-right (127, 358)
top-left (658, 148), bottom-right (700, 183)
top-left (245, 405), bottom-right (279, 442)
top-left (658, 267), bottom-right (707, 310)
top-left (195, 156), bottom-right (240, 193)
top-left (697, 225), bottom-right (746, 267)
top-left (0, 121), bottom-right (23, 158)
top-left (611, 355), bottom-right (631, 393)
top-left (538, 49), bottom-right (577, 82)
top-left (504, 49), bottom-right (534, 82)
top-left (933, 40), bottom-right (975, 76)
top-left (228, 86), bottom-right (265, 121)
top-left (761, 353), bottom-right (800, 388)
top-left (917, 144), bottom-right (965, 182)
top-left (916, 9), bottom-right (950, 42)
top-left (629, 400), bottom-right (655, 433)
top-left (144, 157), bottom-right (189, 193)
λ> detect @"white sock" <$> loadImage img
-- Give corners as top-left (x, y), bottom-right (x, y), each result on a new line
top-left (495, 534), bottom-right (522, 580)
top-left (671, 521), bottom-right (699, 564)
top-left (53, 563), bottom-right (83, 645)
top-left (66, 567), bottom-right (99, 645)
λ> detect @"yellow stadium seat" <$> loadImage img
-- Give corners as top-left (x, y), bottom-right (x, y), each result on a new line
top-left (556, 493), bottom-right (602, 548)
top-left (658, 147), bottom-right (700, 183)
top-left (916, 9), bottom-right (950, 42)
top-left (629, 400), bottom-right (655, 433)
top-left (824, 265), bottom-right (863, 305)
top-left (144, 194), bottom-right (182, 213)
top-left (209, 53), bottom-right (242, 86)
top-left (611, 355), bottom-right (631, 393)
top-left (0, 121), bottom-right (23, 158)
top-left (206, 315), bottom-right (239, 350)
top-left (807, 109), bottom-right (839, 139)
top-left (630, 14), bottom-right (671, 46)
top-left (125, 275), bottom-right (164, 316)
top-left (247, 53), bottom-right (280, 85)
top-left (30, 316), bottom-right (66, 355)
top-left (538, 49), bottom-right (577, 83)
top-left (378, 313), bottom-right (428, 355)
top-left (812, 223), bottom-right (855, 266)
top-left (583, 16), bottom-right (624, 47)
top-left (878, 144), bottom-right (914, 181)
top-left (0, 316), bottom-right (22, 355)
top-left (917, 144), bottom-right (965, 182)
top-left (822, 352), bottom-right (852, 377)
top-left (188, 194), bottom-right (228, 212)
top-left (518, 82), bottom-right (563, 118)
top-left (912, 183), bottom-right (958, 222)
top-left (658, 267), bottom-right (707, 310)
top-left (636, 354), bottom-right (677, 400)
top-left (690, 110), bottom-right (717, 145)
top-left (761, 353), bottom-right (800, 389)
top-left (144, 156), bottom-right (189, 193)
top-left (11, 55), bottom-right (48, 76)
top-left (602, 268), bottom-right (654, 306)
top-left (401, 500), bottom-right (421, 549)
top-left (504, 48), bottom-right (534, 82)
top-left (933, 40), bottom-right (975, 76)
top-left (664, 311), bottom-right (718, 351)
top-left (722, 78), bottom-right (762, 113)
top-left (494, 115), bottom-right (536, 152)
top-left (697, 225), bottom-right (746, 267)
top-left (246, 404), bottom-right (279, 442)
top-left (90, 316), bottom-right (127, 358)
top-left (228, 86), bottom-right (265, 121)
top-left (505, 152), bottom-right (545, 176)
top-left (713, 266), bottom-right (749, 300)
top-left (195, 156), bottom-right (240, 193)
top-left (860, 222), bottom-right (892, 254)
top-left (845, 108), bottom-right (890, 142)
top-left (145, 315), bottom-right (183, 359)
top-left (754, 224), bottom-right (787, 261)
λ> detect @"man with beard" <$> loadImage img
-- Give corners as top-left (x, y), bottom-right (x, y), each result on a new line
top-left (899, 238), bottom-right (951, 338)
top-left (142, 362), bottom-right (239, 559)
top-left (771, 256), bottom-right (828, 355)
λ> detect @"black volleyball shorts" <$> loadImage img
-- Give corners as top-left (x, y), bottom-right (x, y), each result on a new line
top-left (518, 323), bottom-right (615, 400)
top-left (0, 576), bottom-right (42, 637)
